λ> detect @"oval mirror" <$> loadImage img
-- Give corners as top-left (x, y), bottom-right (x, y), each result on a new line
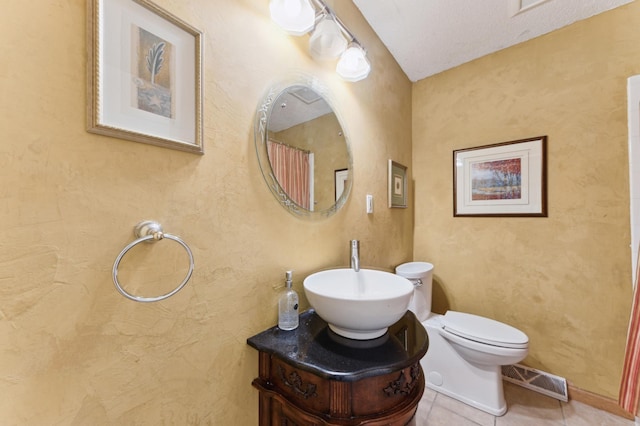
top-left (255, 80), bottom-right (352, 218)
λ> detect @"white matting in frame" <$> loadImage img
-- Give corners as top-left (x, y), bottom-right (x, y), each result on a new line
top-left (454, 136), bottom-right (547, 217)
top-left (87, 0), bottom-right (204, 154)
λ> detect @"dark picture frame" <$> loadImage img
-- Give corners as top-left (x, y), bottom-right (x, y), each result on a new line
top-left (453, 136), bottom-right (547, 217)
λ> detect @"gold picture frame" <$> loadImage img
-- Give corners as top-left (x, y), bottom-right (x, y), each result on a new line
top-left (388, 160), bottom-right (408, 208)
top-left (87, 0), bottom-right (204, 154)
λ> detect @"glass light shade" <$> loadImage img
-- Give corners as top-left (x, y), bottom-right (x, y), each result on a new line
top-left (336, 45), bottom-right (371, 82)
top-left (269, 0), bottom-right (315, 36)
top-left (308, 17), bottom-right (348, 60)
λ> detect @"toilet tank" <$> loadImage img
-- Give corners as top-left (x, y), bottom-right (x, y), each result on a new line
top-left (395, 262), bottom-right (434, 322)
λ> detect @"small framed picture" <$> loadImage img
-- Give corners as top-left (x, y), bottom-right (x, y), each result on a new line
top-left (87, 0), bottom-right (204, 154)
top-left (335, 168), bottom-right (349, 201)
top-left (388, 160), bottom-right (408, 208)
top-left (453, 136), bottom-right (547, 217)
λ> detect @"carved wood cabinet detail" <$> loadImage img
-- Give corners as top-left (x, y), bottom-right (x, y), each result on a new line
top-left (252, 353), bottom-right (424, 425)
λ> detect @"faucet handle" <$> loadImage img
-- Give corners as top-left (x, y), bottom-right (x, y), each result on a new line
top-left (351, 239), bottom-right (359, 249)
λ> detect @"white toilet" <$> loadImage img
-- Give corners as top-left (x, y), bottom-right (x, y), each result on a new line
top-left (395, 262), bottom-right (529, 416)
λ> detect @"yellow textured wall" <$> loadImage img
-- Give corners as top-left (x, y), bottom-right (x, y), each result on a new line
top-left (0, 1), bottom-right (412, 424)
top-left (413, 3), bottom-right (639, 398)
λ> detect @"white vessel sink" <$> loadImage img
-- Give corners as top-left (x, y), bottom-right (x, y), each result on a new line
top-left (303, 268), bottom-right (414, 340)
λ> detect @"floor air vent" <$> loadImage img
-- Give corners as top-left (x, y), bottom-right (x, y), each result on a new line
top-left (501, 364), bottom-right (568, 402)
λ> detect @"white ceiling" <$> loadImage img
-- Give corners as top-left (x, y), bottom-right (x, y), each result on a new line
top-left (353, 0), bottom-right (633, 82)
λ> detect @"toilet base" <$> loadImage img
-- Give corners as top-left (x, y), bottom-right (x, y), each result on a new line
top-left (425, 376), bottom-right (507, 416)
top-left (421, 315), bottom-right (510, 416)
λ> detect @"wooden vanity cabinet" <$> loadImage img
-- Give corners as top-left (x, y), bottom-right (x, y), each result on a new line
top-left (247, 310), bottom-right (428, 425)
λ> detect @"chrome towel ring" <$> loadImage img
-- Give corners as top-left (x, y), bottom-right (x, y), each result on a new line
top-left (112, 220), bottom-right (194, 303)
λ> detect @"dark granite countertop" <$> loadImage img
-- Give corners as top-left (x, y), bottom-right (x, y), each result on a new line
top-left (247, 309), bottom-right (428, 382)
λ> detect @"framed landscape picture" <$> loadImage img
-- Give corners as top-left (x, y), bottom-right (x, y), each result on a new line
top-left (453, 136), bottom-right (547, 217)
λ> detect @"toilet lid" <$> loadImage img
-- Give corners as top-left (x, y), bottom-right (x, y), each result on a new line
top-left (395, 262), bottom-right (433, 279)
top-left (442, 311), bottom-right (529, 349)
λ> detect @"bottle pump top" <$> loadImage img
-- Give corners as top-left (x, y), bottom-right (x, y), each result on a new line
top-left (285, 271), bottom-right (293, 288)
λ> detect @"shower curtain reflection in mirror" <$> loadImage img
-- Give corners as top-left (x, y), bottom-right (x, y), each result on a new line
top-left (268, 140), bottom-right (313, 210)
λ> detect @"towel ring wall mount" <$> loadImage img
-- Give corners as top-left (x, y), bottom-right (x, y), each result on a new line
top-left (112, 220), bottom-right (194, 303)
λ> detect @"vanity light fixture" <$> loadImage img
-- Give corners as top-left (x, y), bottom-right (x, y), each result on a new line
top-left (269, 0), bottom-right (371, 82)
top-left (309, 15), bottom-right (348, 60)
top-left (336, 44), bottom-right (370, 82)
top-left (269, 0), bottom-right (316, 36)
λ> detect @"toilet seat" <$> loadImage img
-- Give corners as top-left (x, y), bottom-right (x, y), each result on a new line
top-left (442, 311), bottom-right (528, 349)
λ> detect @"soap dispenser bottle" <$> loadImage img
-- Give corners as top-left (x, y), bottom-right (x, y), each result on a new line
top-left (278, 270), bottom-right (299, 330)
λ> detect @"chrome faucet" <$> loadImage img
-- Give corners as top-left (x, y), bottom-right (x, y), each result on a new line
top-left (350, 240), bottom-right (360, 272)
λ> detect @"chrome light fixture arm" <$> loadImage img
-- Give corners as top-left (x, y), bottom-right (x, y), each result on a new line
top-left (310, 0), bottom-right (363, 50)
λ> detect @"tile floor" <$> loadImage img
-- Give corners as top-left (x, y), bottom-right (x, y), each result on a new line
top-left (414, 381), bottom-right (635, 425)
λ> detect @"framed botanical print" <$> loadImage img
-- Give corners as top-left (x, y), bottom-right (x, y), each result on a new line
top-left (87, 0), bottom-right (204, 153)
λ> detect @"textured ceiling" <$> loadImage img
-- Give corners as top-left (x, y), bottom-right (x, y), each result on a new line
top-left (353, 0), bottom-right (633, 82)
